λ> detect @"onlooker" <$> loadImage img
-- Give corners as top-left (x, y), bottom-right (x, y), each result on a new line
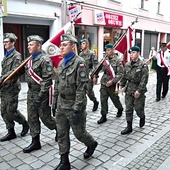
top-left (149, 47), bottom-right (157, 71)
top-left (79, 38), bottom-right (99, 111)
top-left (120, 46), bottom-right (149, 135)
top-left (53, 34), bottom-right (98, 170)
top-left (0, 33), bottom-right (29, 142)
top-left (23, 35), bottom-right (58, 153)
top-left (153, 43), bottom-right (170, 101)
top-left (93, 43), bottom-right (124, 124)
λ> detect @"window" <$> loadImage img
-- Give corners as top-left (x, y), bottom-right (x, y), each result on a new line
top-left (157, 0), bottom-right (161, 14)
top-left (141, 0), bottom-right (144, 9)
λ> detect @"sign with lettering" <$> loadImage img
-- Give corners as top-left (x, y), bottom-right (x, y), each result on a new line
top-left (68, 5), bottom-right (82, 24)
top-left (94, 10), bottom-right (123, 27)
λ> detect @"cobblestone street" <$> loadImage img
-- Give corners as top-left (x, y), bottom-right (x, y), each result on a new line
top-left (0, 71), bottom-right (170, 170)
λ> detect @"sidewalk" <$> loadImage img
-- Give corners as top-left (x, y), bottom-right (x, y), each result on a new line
top-left (0, 71), bottom-right (170, 170)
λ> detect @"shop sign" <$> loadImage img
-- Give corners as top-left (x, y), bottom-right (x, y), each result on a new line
top-left (68, 5), bottom-right (82, 24)
top-left (94, 10), bottom-right (123, 27)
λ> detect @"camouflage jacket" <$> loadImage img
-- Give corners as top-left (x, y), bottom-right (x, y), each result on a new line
top-left (95, 55), bottom-right (123, 86)
top-left (54, 54), bottom-right (88, 111)
top-left (25, 52), bottom-right (53, 98)
top-left (1, 49), bottom-right (22, 92)
top-left (120, 58), bottom-right (149, 94)
top-left (79, 49), bottom-right (98, 75)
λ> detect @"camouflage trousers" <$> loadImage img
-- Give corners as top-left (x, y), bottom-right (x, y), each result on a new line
top-left (100, 84), bottom-right (123, 116)
top-left (86, 79), bottom-right (97, 102)
top-left (27, 91), bottom-right (56, 137)
top-left (1, 92), bottom-right (26, 129)
top-left (56, 106), bottom-right (95, 155)
top-left (125, 93), bottom-right (146, 122)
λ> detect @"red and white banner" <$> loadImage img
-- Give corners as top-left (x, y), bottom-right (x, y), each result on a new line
top-left (114, 26), bottom-right (133, 64)
top-left (42, 22), bottom-right (72, 68)
top-left (104, 59), bottom-right (115, 79)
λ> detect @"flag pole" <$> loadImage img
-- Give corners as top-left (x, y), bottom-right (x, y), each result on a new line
top-left (70, 12), bottom-right (81, 55)
top-left (113, 16), bottom-right (138, 49)
top-left (90, 16), bottom-right (138, 78)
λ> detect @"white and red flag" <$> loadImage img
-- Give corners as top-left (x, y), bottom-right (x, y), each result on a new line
top-left (42, 22), bottom-right (72, 68)
top-left (114, 26), bottom-right (133, 64)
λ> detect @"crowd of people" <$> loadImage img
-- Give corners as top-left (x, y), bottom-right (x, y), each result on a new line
top-left (0, 32), bottom-right (169, 170)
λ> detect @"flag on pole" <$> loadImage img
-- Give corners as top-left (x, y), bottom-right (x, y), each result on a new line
top-left (114, 26), bottom-right (133, 64)
top-left (42, 22), bottom-right (72, 68)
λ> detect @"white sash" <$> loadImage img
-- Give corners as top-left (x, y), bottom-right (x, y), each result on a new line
top-left (28, 59), bottom-right (53, 106)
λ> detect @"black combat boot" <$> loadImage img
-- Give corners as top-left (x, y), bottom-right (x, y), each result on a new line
top-left (97, 115), bottom-right (107, 124)
top-left (23, 135), bottom-right (41, 153)
top-left (92, 100), bottom-right (99, 111)
top-left (0, 128), bottom-right (17, 142)
top-left (116, 108), bottom-right (123, 117)
top-left (54, 152), bottom-right (70, 170)
top-left (21, 121), bottom-right (29, 137)
top-left (139, 116), bottom-right (145, 128)
top-left (84, 141), bottom-right (98, 159)
top-left (121, 121), bottom-right (133, 135)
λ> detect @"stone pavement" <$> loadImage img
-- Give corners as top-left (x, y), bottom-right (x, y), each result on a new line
top-left (0, 71), bottom-right (170, 170)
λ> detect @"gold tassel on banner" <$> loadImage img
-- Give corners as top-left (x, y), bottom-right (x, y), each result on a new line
top-left (114, 82), bottom-right (120, 95)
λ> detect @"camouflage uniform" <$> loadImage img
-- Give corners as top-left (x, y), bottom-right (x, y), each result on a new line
top-left (0, 33), bottom-right (29, 142)
top-left (54, 54), bottom-right (96, 155)
top-left (96, 56), bottom-right (123, 117)
top-left (79, 49), bottom-right (98, 102)
top-left (0, 49), bottom-right (26, 129)
top-left (121, 59), bottom-right (148, 122)
top-left (25, 52), bottom-right (56, 138)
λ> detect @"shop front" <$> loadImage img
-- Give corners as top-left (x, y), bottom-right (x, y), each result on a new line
top-left (73, 5), bottom-right (124, 60)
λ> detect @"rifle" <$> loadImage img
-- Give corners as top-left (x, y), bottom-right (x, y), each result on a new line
top-left (90, 16), bottom-right (139, 78)
top-left (0, 56), bottom-right (32, 89)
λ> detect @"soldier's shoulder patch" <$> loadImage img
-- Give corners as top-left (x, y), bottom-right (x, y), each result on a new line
top-left (79, 63), bottom-right (85, 68)
top-left (80, 71), bottom-right (86, 77)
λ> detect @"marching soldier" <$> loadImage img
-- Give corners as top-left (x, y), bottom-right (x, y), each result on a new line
top-left (79, 38), bottom-right (99, 111)
top-left (93, 43), bottom-right (124, 124)
top-left (53, 34), bottom-right (98, 170)
top-left (23, 35), bottom-right (58, 153)
top-left (0, 33), bottom-right (29, 142)
top-left (120, 46), bottom-right (149, 135)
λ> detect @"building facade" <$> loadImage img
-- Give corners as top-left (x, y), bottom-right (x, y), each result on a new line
top-left (68, 0), bottom-right (170, 60)
top-left (0, 0), bottom-right (170, 74)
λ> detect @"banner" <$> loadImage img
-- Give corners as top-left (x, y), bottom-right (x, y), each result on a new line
top-left (114, 27), bottom-right (133, 64)
top-left (42, 22), bottom-right (72, 68)
top-left (0, 0), bottom-right (7, 17)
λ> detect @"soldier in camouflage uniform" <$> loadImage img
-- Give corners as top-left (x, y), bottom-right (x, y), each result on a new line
top-left (22, 35), bottom-right (58, 153)
top-left (0, 33), bottom-right (29, 142)
top-left (120, 46), bottom-right (149, 135)
top-left (53, 34), bottom-right (98, 170)
top-left (79, 39), bottom-right (99, 111)
top-left (93, 43), bottom-right (124, 124)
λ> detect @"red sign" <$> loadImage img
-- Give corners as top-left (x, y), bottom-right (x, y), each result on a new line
top-left (68, 5), bottom-right (82, 24)
top-left (104, 12), bottom-right (123, 27)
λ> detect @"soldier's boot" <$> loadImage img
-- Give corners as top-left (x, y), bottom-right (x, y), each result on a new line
top-left (0, 128), bottom-right (17, 142)
top-left (23, 135), bottom-right (41, 153)
top-left (116, 108), bottom-right (123, 118)
top-left (54, 152), bottom-right (70, 170)
top-left (97, 115), bottom-right (107, 124)
top-left (21, 120), bottom-right (29, 137)
top-left (121, 121), bottom-right (133, 135)
top-left (84, 141), bottom-right (98, 159)
top-left (139, 116), bottom-right (145, 128)
top-left (55, 128), bottom-right (58, 142)
top-left (92, 100), bottom-right (99, 111)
